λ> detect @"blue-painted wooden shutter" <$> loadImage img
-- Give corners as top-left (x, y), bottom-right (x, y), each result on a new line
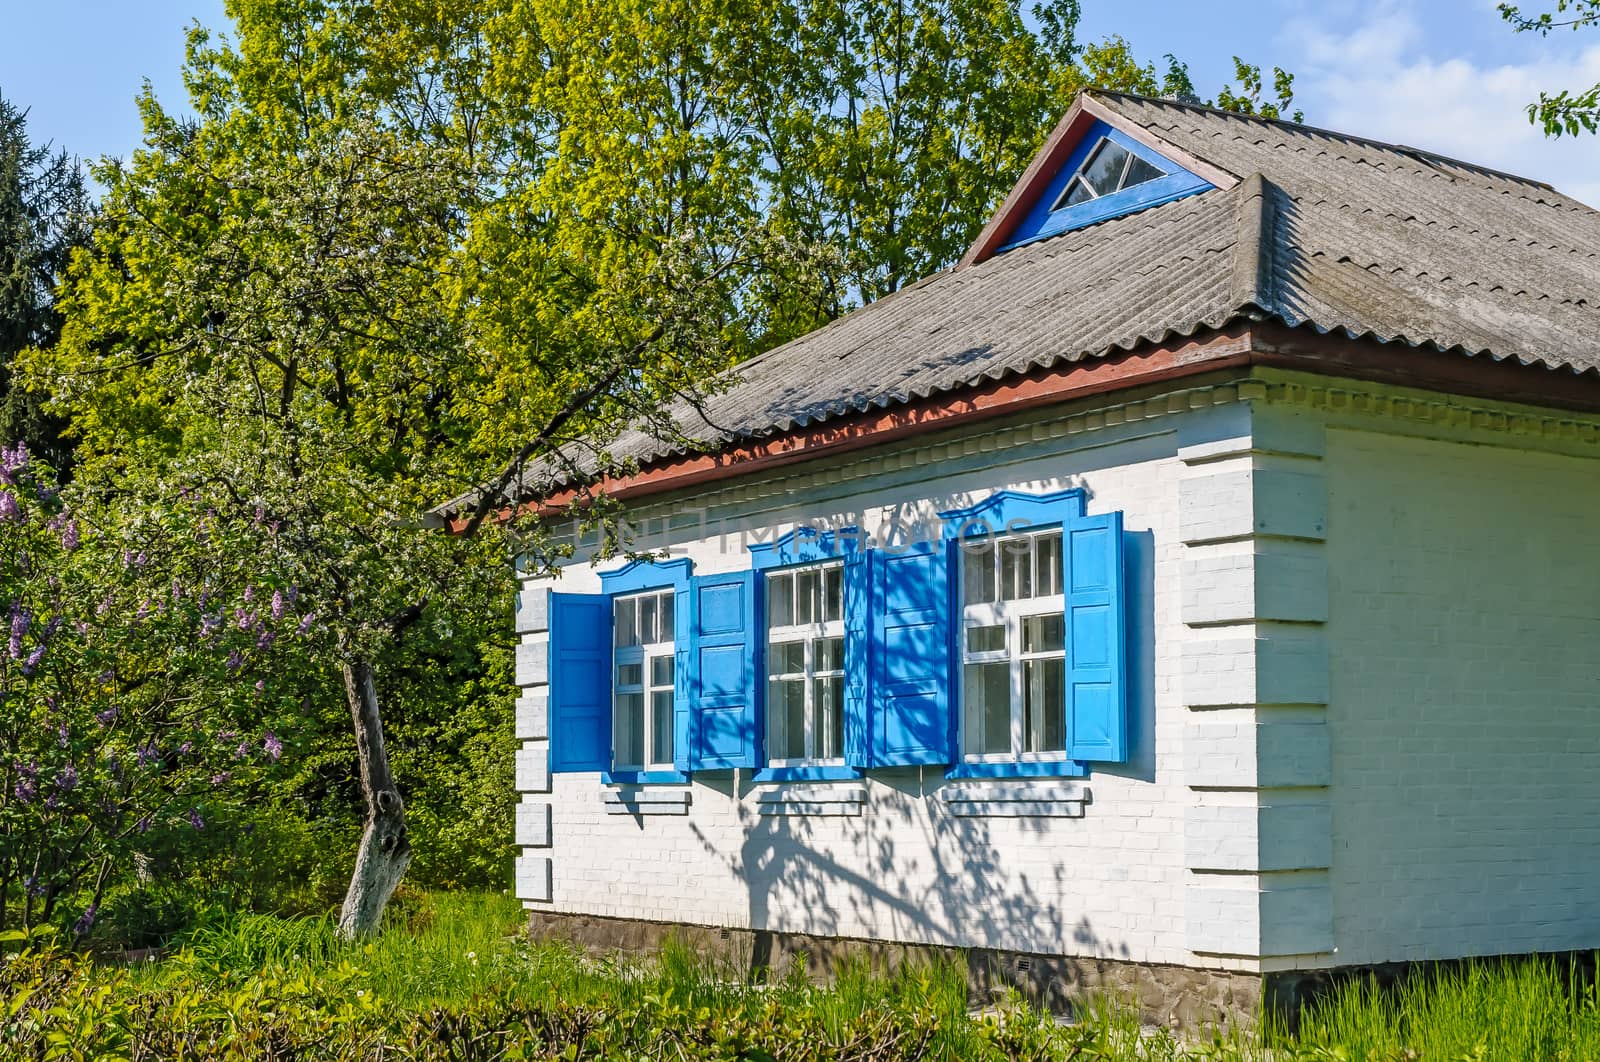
top-left (865, 542), bottom-right (953, 766)
top-left (689, 570), bottom-right (758, 769)
top-left (842, 549), bottom-right (871, 765)
top-left (1064, 511), bottom-right (1128, 762)
top-left (548, 593), bottom-right (611, 772)
top-left (672, 595), bottom-right (693, 773)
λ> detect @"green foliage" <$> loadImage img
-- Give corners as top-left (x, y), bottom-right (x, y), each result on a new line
top-left (1500, 1), bottom-right (1600, 135)
top-left (9, 891), bottom-right (1600, 1059)
top-left (0, 91), bottom-right (88, 470)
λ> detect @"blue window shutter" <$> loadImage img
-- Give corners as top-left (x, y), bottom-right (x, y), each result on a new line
top-left (842, 549), bottom-right (871, 765)
top-left (549, 592), bottom-right (612, 772)
top-left (689, 570), bottom-right (758, 769)
top-left (1064, 511), bottom-right (1128, 762)
top-left (866, 542), bottom-right (953, 767)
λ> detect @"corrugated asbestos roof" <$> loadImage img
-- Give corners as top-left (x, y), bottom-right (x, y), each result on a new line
top-left (480, 90), bottom-right (1600, 505)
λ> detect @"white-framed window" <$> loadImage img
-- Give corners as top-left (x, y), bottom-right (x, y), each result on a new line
top-left (1049, 137), bottom-right (1167, 211)
top-left (959, 528), bottom-right (1067, 760)
top-left (612, 588), bottom-right (675, 771)
top-left (765, 562), bottom-right (845, 765)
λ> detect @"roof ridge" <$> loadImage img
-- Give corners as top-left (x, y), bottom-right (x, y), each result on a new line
top-left (1087, 89), bottom-right (1559, 194)
top-left (1230, 173), bottom-right (1277, 317)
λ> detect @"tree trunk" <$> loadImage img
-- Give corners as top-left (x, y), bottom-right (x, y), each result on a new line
top-left (337, 657), bottom-right (411, 940)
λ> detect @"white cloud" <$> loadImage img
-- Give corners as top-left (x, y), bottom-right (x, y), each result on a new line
top-left (1281, 5), bottom-right (1600, 207)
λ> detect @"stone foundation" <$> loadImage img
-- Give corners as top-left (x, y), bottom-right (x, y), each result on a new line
top-left (528, 910), bottom-right (1262, 1031)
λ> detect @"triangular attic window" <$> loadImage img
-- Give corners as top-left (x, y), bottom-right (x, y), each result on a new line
top-left (1051, 138), bottom-right (1167, 210)
top-left (994, 122), bottom-right (1213, 254)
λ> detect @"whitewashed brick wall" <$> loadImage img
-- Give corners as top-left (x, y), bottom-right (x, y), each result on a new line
top-left (1325, 428), bottom-right (1600, 964)
top-left (511, 404), bottom-right (1239, 968)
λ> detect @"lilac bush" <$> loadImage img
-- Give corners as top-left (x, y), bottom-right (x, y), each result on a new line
top-left (0, 445), bottom-right (311, 935)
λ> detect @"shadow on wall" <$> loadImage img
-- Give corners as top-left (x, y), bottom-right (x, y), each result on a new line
top-left (678, 500), bottom-right (1159, 992)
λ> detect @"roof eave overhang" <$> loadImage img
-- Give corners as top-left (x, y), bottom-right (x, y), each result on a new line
top-left (447, 322), bottom-right (1600, 532)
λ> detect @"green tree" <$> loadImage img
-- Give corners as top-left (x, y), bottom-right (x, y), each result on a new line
top-left (0, 93), bottom-right (89, 470)
top-left (1500, 1), bottom-right (1600, 135)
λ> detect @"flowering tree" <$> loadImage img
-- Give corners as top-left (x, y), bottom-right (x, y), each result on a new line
top-left (0, 445), bottom-right (311, 935)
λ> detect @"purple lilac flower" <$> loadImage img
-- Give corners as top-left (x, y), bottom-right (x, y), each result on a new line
top-left (61, 519), bottom-right (79, 551)
top-left (73, 904), bottom-right (97, 936)
top-left (263, 732), bottom-right (283, 762)
top-left (13, 778), bottom-right (35, 803)
top-left (0, 491), bottom-right (20, 523)
top-left (243, 585), bottom-right (255, 603)
top-left (136, 815), bottom-right (152, 833)
top-left (136, 740), bottom-right (160, 767)
top-left (188, 808), bottom-right (205, 831)
top-left (210, 771), bottom-right (231, 785)
top-left (9, 602), bottom-right (27, 659)
top-left (226, 649), bottom-right (244, 672)
top-left (22, 644), bottom-right (45, 675)
top-left (254, 678), bottom-right (265, 695)
top-left (178, 741), bottom-right (194, 756)
top-left (256, 629), bottom-right (275, 651)
top-left (234, 740), bottom-right (250, 760)
top-left (200, 611), bottom-right (222, 639)
top-left (296, 612), bottom-right (315, 635)
top-left (286, 585), bottom-right (299, 603)
top-left (235, 608), bottom-right (254, 631)
top-left (96, 708), bottom-right (118, 727)
top-left (56, 723), bottom-right (68, 748)
top-left (56, 763), bottom-right (78, 791)
top-left (270, 590), bottom-right (285, 621)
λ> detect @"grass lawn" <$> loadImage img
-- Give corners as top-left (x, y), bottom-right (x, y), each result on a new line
top-left (5, 890), bottom-right (1600, 1059)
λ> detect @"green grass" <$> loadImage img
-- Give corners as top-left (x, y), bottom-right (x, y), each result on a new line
top-left (30, 891), bottom-right (1600, 1059)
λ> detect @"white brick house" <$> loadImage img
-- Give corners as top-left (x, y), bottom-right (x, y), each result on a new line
top-left (466, 92), bottom-right (1600, 1020)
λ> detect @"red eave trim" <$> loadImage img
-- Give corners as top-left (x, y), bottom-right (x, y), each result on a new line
top-left (452, 327), bottom-right (1253, 531)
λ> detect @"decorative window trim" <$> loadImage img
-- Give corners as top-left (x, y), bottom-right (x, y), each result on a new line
top-left (939, 488), bottom-right (1096, 779)
top-left (939, 780), bottom-right (1089, 818)
top-left (749, 525), bottom-right (865, 571)
top-left (997, 123), bottom-right (1212, 253)
top-left (939, 488), bottom-right (1086, 540)
top-left (598, 556), bottom-right (693, 595)
top-left (752, 763), bottom-right (860, 783)
top-left (602, 786), bottom-right (692, 815)
top-left (755, 783), bottom-right (867, 817)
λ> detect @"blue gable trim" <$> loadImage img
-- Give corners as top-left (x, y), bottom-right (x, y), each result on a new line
top-left (998, 123), bottom-right (1212, 252)
top-left (749, 526), bottom-right (865, 571)
top-left (939, 488), bottom-right (1087, 541)
top-left (598, 556), bottom-right (693, 595)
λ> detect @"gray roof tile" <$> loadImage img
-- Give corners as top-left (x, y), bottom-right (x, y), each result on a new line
top-left (486, 90), bottom-right (1600, 503)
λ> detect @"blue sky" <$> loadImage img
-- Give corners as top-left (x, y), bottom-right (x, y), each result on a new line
top-left (4, 0), bottom-right (1599, 204)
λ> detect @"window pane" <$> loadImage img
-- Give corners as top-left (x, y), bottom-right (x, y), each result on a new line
top-left (1023, 614), bottom-right (1065, 654)
top-left (1063, 178), bottom-right (1094, 206)
top-left (769, 638), bottom-right (806, 677)
top-left (768, 678), bottom-right (806, 760)
top-left (650, 690), bottom-right (674, 764)
top-left (1035, 532), bottom-right (1063, 596)
top-left (814, 675), bottom-right (844, 759)
top-left (638, 594), bottom-right (657, 644)
top-left (795, 568), bottom-right (819, 625)
top-left (615, 692), bottom-right (644, 767)
top-left (966, 624), bottom-right (1005, 654)
top-left (963, 542), bottom-right (996, 605)
top-left (659, 593), bottom-right (674, 639)
top-left (1082, 140), bottom-right (1131, 196)
top-left (1024, 657), bottom-right (1065, 754)
top-left (1122, 154), bottom-right (1164, 189)
top-left (651, 654), bottom-right (674, 687)
top-left (614, 597), bottom-right (637, 648)
top-left (813, 635), bottom-right (844, 673)
top-left (768, 573), bottom-right (793, 627)
top-left (1001, 536), bottom-right (1031, 600)
top-left (823, 565), bottom-right (842, 623)
top-left (617, 662), bottom-right (643, 688)
top-left (964, 661), bottom-right (1011, 756)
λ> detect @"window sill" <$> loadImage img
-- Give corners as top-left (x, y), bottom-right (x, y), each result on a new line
top-left (945, 759), bottom-right (1089, 780)
top-left (938, 780), bottom-right (1089, 818)
top-left (754, 783), bottom-right (867, 817)
top-left (601, 785), bottom-right (691, 815)
top-left (602, 770), bottom-right (690, 786)
top-left (751, 764), bottom-right (860, 783)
